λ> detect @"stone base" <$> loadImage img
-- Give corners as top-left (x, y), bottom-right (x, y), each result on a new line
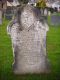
top-left (13, 57), bottom-right (50, 74)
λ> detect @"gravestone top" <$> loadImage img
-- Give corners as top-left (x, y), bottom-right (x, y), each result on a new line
top-left (7, 4), bottom-right (50, 74)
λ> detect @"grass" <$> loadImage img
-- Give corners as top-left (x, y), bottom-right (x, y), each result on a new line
top-left (52, 12), bottom-right (60, 16)
top-left (0, 17), bottom-right (60, 80)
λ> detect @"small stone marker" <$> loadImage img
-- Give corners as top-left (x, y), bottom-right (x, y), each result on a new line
top-left (51, 15), bottom-right (60, 25)
top-left (0, 10), bottom-right (2, 25)
top-left (7, 4), bottom-right (50, 74)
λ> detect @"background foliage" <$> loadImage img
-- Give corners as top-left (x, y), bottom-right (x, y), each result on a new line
top-left (36, 0), bottom-right (46, 8)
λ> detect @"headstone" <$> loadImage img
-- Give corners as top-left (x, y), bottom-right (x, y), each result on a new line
top-left (0, 1), bottom-right (2, 25)
top-left (48, 11), bottom-right (51, 16)
top-left (7, 4), bottom-right (50, 74)
top-left (0, 10), bottom-right (2, 25)
top-left (51, 15), bottom-right (60, 25)
top-left (44, 8), bottom-right (48, 16)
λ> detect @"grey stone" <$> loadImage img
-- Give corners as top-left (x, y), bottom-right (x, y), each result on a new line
top-left (51, 15), bottom-right (60, 25)
top-left (0, 10), bottom-right (2, 25)
top-left (7, 4), bottom-right (50, 74)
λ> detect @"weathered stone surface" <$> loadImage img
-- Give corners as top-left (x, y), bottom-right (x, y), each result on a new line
top-left (51, 15), bottom-right (60, 25)
top-left (7, 4), bottom-right (50, 74)
top-left (0, 10), bottom-right (2, 25)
